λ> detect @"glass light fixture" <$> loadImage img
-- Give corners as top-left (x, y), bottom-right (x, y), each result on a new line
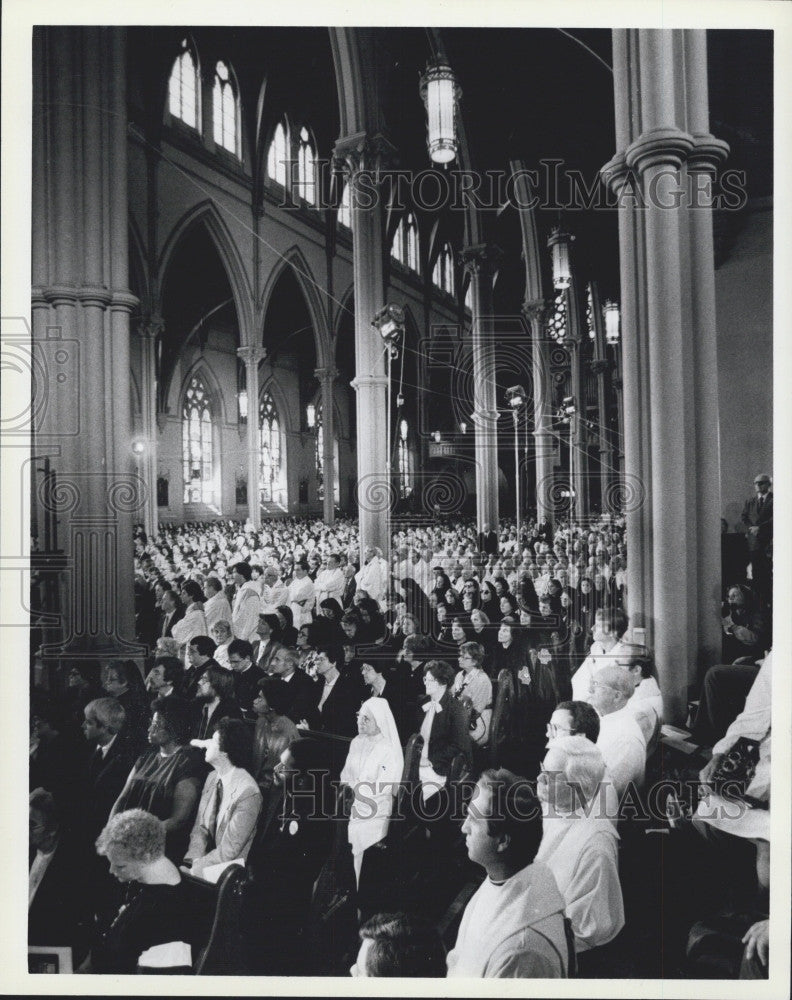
top-left (459, 421), bottom-right (467, 434)
top-left (237, 389), bottom-right (248, 420)
top-left (419, 59), bottom-right (461, 165)
top-left (306, 403), bottom-right (316, 429)
top-left (548, 225), bottom-right (574, 290)
top-left (433, 430), bottom-right (442, 443)
top-left (604, 300), bottom-right (620, 345)
top-left (132, 439), bottom-right (145, 455)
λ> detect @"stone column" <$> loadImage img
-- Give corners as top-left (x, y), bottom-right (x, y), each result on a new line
top-left (139, 318), bottom-right (162, 541)
top-left (565, 284), bottom-right (589, 520)
top-left (461, 244), bottom-right (502, 536)
top-left (237, 346), bottom-right (267, 530)
top-left (334, 132), bottom-right (394, 562)
top-left (523, 299), bottom-right (555, 526)
top-left (32, 26), bottom-right (143, 659)
top-left (315, 366), bottom-right (338, 525)
top-left (602, 29), bottom-right (728, 721)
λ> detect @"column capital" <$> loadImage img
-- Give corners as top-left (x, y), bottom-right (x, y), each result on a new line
top-left (139, 314), bottom-right (164, 340)
top-left (333, 131), bottom-right (398, 178)
top-left (237, 345), bottom-right (267, 366)
top-left (460, 244), bottom-right (503, 277)
top-left (625, 127), bottom-right (695, 175)
top-left (350, 374), bottom-right (389, 392)
top-left (600, 151), bottom-right (633, 197)
top-left (687, 133), bottom-right (730, 174)
top-left (314, 366), bottom-right (339, 384)
top-left (521, 297), bottom-right (549, 326)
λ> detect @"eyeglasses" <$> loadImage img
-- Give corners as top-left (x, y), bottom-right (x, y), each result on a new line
top-left (546, 723), bottom-right (573, 737)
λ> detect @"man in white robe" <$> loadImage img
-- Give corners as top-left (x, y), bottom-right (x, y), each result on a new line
top-left (287, 560), bottom-right (315, 628)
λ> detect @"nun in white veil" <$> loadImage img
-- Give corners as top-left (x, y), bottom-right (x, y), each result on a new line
top-left (340, 696), bottom-right (404, 885)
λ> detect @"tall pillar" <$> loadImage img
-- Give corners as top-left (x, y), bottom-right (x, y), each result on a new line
top-left (611, 366), bottom-right (625, 468)
top-left (461, 245), bottom-right (502, 535)
top-left (602, 29), bottom-right (728, 721)
top-left (32, 26), bottom-right (143, 659)
top-left (591, 359), bottom-right (613, 509)
top-left (334, 132), bottom-right (394, 562)
top-left (237, 346), bottom-right (266, 530)
top-left (315, 366), bottom-right (338, 525)
top-left (139, 318), bottom-right (162, 541)
top-left (523, 299), bottom-right (555, 526)
top-left (565, 285), bottom-right (589, 520)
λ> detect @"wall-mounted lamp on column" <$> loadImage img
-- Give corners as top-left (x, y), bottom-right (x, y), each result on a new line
top-left (237, 388), bottom-right (248, 421)
top-left (604, 301), bottom-right (620, 345)
top-left (372, 303), bottom-right (405, 356)
top-left (547, 225), bottom-right (574, 291)
top-left (132, 439), bottom-right (146, 456)
top-left (433, 430), bottom-right (442, 443)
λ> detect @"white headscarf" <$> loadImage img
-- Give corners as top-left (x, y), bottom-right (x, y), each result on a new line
top-left (356, 696), bottom-right (403, 772)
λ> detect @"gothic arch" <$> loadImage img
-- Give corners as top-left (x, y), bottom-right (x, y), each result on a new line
top-left (260, 375), bottom-right (293, 436)
top-left (157, 199), bottom-right (254, 348)
top-left (258, 246), bottom-right (331, 369)
top-left (177, 355), bottom-right (229, 426)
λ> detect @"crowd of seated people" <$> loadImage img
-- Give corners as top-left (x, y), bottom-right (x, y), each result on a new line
top-left (27, 509), bottom-right (771, 978)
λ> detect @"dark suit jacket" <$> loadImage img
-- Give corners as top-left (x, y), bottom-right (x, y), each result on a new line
top-left (415, 689), bottom-right (471, 776)
top-left (741, 493), bottom-right (773, 551)
top-left (194, 697), bottom-right (243, 739)
top-left (160, 605), bottom-right (185, 639)
top-left (84, 737), bottom-right (137, 840)
top-left (28, 831), bottom-right (92, 956)
top-left (312, 671), bottom-right (363, 739)
top-left (341, 578), bottom-right (357, 610)
top-left (233, 664), bottom-right (266, 713)
top-left (279, 668), bottom-right (321, 726)
top-left (182, 658), bottom-right (219, 703)
top-left (253, 638), bottom-right (284, 675)
top-left (378, 677), bottom-right (410, 744)
top-left (478, 530), bottom-right (499, 555)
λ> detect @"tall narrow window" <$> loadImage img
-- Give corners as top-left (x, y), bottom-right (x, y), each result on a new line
top-left (432, 243), bottom-right (455, 295)
top-left (297, 126), bottom-right (317, 205)
top-left (259, 391), bottom-right (282, 504)
top-left (213, 61), bottom-right (238, 155)
top-left (465, 281), bottom-right (473, 312)
top-left (398, 419), bottom-right (412, 497)
top-left (266, 121), bottom-right (289, 187)
top-left (337, 181), bottom-right (352, 230)
top-left (168, 38), bottom-right (200, 130)
top-left (315, 402), bottom-right (324, 502)
top-left (391, 213), bottom-right (419, 273)
top-left (182, 374), bottom-right (214, 503)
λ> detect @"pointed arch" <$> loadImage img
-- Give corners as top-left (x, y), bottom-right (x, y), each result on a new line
top-left (260, 374), bottom-right (293, 436)
top-left (333, 282), bottom-right (355, 342)
top-left (258, 246), bottom-right (331, 370)
top-left (128, 218), bottom-right (150, 310)
top-left (157, 199), bottom-right (254, 349)
top-left (177, 354), bottom-right (228, 426)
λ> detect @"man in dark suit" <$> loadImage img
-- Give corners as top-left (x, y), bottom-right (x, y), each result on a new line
top-left (184, 635), bottom-right (219, 701)
top-left (310, 644), bottom-right (363, 740)
top-left (228, 638), bottom-right (265, 713)
top-left (81, 697), bottom-right (136, 841)
top-left (29, 788), bottom-right (92, 961)
top-left (360, 659), bottom-right (410, 743)
top-left (159, 588), bottom-right (185, 639)
top-left (193, 664), bottom-right (243, 739)
top-left (741, 473), bottom-right (773, 602)
top-left (252, 613), bottom-right (285, 674)
top-left (268, 647), bottom-right (320, 726)
top-left (477, 523), bottom-right (499, 556)
top-left (341, 563), bottom-right (357, 610)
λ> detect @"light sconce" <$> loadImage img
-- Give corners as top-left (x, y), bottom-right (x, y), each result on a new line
top-left (547, 225), bottom-right (574, 291)
top-left (419, 58), bottom-right (461, 165)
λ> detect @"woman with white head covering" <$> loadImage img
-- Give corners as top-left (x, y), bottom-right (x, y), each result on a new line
top-left (340, 696), bottom-right (404, 885)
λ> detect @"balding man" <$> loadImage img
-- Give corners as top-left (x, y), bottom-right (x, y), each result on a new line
top-left (589, 665), bottom-right (646, 799)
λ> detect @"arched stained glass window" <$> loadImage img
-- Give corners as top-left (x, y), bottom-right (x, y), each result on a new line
top-left (213, 61), bottom-right (238, 155)
top-left (465, 281), bottom-right (473, 312)
top-left (315, 402), bottom-right (325, 502)
top-left (398, 418), bottom-right (412, 498)
top-left (182, 373), bottom-right (214, 503)
top-left (297, 126), bottom-right (317, 205)
top-left (266, 121), bottom-right (289, 187)
top-left (259, 391), bottom-right (281, 504)
top-left (337, 181), bottom-right (352, 230)
top-left (432, 243), bottom-right (455, 295)
top-left (168, 38), bottom-right (200, 130)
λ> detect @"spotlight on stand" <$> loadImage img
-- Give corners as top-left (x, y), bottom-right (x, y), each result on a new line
top-left (419, 58), bottom-right (461, 165)
top-left (372, 303), bottom-right (405, 357)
